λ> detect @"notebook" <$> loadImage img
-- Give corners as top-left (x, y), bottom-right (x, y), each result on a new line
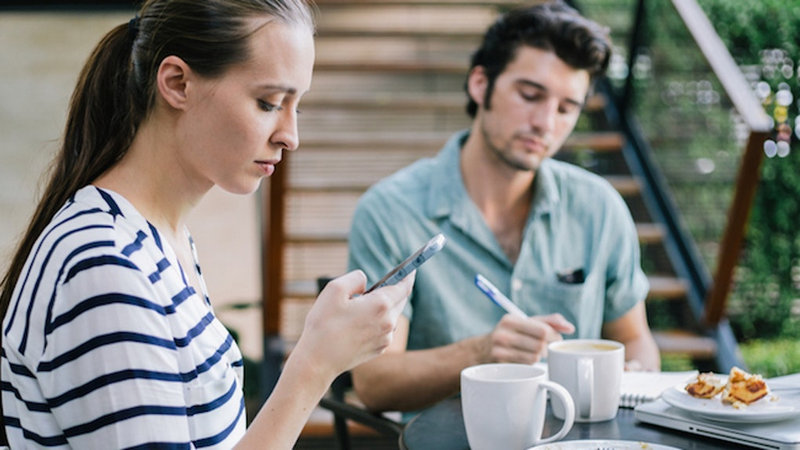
top-left (537, 363), bottom-right (698, 409)
top-left (619, 370), bottom-right (698, 408)
top-left (635, 373), bottom-right (800, 450)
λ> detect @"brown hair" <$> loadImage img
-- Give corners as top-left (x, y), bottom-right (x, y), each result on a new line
top-left (465, 0), bottom-right (611, 118)
top-left (0, 0), bottom-right (314, 441)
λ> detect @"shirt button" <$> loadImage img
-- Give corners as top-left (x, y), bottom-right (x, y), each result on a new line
top-left (511, 278), bottom-right (523, 291)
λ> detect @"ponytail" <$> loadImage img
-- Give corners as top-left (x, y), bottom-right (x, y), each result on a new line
top-left (0, 22), bottom-right (137, 359)
top-left (0, 1), bottom-right (315, 442)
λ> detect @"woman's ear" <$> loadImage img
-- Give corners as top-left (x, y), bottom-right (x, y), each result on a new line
top-left (466, 65), bottom-right (488, 108)
top-left (156, 55), bottom-right (192, 110)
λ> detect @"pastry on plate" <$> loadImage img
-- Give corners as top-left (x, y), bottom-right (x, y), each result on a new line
top-left (721, 366), bottom-right (768, 405)
top-left (685, 372), bottom-right (725, 399)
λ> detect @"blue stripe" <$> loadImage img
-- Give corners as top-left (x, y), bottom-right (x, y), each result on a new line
top-left (231, 358), bottom-right (244, 368)
top-left (148, 271), bottom-right (162, 283)
top-left (39, 241), bottom-right (120, 354)
top-left (193, 396), bottom-right (245, 448)
top-left (95, 187), bottom-right (123, 218)
top-left (37, 332), bottom-right (177, 372)
top-left (4, 206), bottom-right (104, 335)
top-left (64, 254), bottom-right (139, 284)
top-left (47, 369), bottom-right (183, 408)
top-left (122, 230), bottom-right (148, 257)
top-left (4, 416), bottom-right (70, 446)
top-left (149, 223), bottom-right (164, 252)
top-left (189, 334), bottom-right (234, 380)
top-left (7, 361), bottom-right (35, 378)
top-left (18, 226), bottom-right (114, 354)
top-left (186, 378), bottom-right (238, 416)
top-left (125, 443), bottom-right (191, 450)
top-left (1, 381), bottom-right (51, 413)
top-left (157, 258), bottom-right (170, 272)
top-left (46, 292), bottom-right (168, 335)
top-left (174, 313), bottom-right (214, 348)
top-left (171, 287), bottom-right (195, 308)
top-left (63, 404), bottom-right (187, 439)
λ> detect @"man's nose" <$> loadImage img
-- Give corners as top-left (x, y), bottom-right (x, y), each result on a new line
top-left (529, 98), bottom-right (558, 134)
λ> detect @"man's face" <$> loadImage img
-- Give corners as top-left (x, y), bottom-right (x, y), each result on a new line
top-left (468, 46), bottom-right (590, 172)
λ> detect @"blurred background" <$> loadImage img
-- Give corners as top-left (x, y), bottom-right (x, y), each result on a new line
top-left (3, 0), bottom-right (800, 446)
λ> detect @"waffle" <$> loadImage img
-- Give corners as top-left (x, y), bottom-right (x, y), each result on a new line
top-left (721, 367), bottom-right (768, 405)
top-left (685, 372), bottom-right (726, 399)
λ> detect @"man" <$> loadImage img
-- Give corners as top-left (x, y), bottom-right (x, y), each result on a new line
top-left (347, 0), bottom-right (661, 416)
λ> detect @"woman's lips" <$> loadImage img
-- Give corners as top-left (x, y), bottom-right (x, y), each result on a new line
top-left (255, 160), bottom-right (279, 176)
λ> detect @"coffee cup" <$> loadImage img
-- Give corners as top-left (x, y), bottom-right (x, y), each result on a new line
top-left (461, 363), bottom-right (574, 450)
top-left (547, 339), bottom-right (625, 422)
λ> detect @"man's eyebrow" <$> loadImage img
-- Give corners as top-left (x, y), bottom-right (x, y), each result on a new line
top-left (516, 79), bottom-right (585, 108)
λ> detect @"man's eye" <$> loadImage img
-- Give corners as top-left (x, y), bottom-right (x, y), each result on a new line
top-left (521, 92), bottom-right (542, 102)
top-left (559, 104), bottom-right (581, 115)
top-left (258, 100), bottom-right (282, 112)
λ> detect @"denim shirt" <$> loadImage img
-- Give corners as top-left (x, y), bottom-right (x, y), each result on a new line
top-left (348, 129), bottom-right (648, 353)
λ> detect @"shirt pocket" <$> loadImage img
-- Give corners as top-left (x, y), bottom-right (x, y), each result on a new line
top-left (521, 270), bottom-right (604, 339)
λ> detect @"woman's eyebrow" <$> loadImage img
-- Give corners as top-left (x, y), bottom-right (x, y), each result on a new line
top-left (257, 83), bottom-right (298, 94)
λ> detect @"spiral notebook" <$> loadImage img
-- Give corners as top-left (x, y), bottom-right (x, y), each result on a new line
top-left (619, 370), bottom-right (698, 408)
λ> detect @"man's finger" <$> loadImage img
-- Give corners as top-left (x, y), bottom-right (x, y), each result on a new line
top-left (540, 313), bottom-right (575, 334)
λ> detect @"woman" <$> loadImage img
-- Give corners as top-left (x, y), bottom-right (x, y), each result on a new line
top-left (0, 0), bottom-right (413, 448)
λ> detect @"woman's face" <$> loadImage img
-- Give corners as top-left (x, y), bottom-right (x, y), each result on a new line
top-left (179, 19), bottom-right (314, 195)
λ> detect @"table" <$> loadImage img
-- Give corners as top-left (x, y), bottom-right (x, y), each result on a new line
top-left (399, 397), bottom-right (753, 449)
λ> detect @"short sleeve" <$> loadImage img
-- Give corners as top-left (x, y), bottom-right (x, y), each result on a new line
top-left (347, 192), bottom-right (414, 318)
top-left (602, 190), bottom-right (650, 322)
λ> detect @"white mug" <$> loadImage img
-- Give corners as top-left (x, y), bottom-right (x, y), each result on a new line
top-left (461, 363), bottom-right (575, 450)
top-left (547, 339), bottom-right (625, 422)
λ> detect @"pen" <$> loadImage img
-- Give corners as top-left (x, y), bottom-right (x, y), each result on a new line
top-left (474, 274), bottom-right (527, 318)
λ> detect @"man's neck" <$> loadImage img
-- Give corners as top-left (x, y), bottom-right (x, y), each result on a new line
top-left (460, 131), bottom-right (535, 263)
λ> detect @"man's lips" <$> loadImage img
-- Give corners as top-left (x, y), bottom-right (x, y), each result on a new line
top-left (518, 137), bottom-right (549, 154)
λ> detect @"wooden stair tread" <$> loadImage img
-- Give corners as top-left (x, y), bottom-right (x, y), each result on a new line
top-left (652, 329), bottom-right (717, 358)
top-left (289, 165), bottom-right (639, 195)
top-left (314, 60), bottom-right (468, 74)
top-left (298, 130), bottom-right (623, 151)
top-left (302, 91), bottom-right (607, 112)
top-left (316, 5), bottom-right (495, 38)
top-left (282, 222), bottom-right (663, 245)
top-left (635, 223), bottom-right (665, 245)
top-left (283, 274), bottom-right (686, 300)
top-left (314, 0), bottom-right (519, 6)
top-left (646, 275), bottom-right (688, 300)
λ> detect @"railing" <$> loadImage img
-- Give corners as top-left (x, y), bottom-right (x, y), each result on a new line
top-left (582, 0), bottom-right (771, 369)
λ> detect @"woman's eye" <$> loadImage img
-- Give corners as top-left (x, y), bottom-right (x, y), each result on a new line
top-left (258, 100), bottom-right (282, 112)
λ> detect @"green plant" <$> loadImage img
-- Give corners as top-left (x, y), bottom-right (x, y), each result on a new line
top-left (698, 0), bottom-right (800, 342)
top-left (739, 338), bottom-right (800, 377)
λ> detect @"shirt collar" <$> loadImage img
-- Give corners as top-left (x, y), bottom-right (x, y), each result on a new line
top-left (426, 129), bottom-right (561, 220)
top-left (426, 130), bottom-right (470, 219)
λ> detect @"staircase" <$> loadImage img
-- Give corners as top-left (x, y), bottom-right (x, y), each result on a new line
top-left (268, 0), bottom-right (734, 442)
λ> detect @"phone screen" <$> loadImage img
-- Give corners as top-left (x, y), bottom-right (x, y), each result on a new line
top-left (364, 233), bottom-right (446, 293)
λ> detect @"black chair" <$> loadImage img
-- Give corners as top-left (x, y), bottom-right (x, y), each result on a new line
top-left (315, 277), bottom-right (404, 450)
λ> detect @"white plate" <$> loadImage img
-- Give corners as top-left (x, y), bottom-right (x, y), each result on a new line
top-left (528, 440), bottom-right (680, 449)
top-left (661, 382), bottom-right (800, 423)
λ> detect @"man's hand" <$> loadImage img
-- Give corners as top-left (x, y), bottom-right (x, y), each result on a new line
top-left (481, 313), bottom-right (575, 364)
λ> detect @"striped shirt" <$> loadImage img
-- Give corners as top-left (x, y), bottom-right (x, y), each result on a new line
top-left (2, 186), bottom-right (246, 449)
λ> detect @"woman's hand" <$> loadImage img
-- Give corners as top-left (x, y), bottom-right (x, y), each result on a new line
top-left (291, 270), bottom-right (415, 381)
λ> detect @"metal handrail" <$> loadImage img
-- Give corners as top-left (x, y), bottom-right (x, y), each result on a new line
top-left (669, 0), bottom-right (771, 327)
top-left (604, 0), bottom-right (771, 370)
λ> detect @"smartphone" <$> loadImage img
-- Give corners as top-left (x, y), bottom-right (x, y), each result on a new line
top-left (364, 233), bottom-right (447, 293)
